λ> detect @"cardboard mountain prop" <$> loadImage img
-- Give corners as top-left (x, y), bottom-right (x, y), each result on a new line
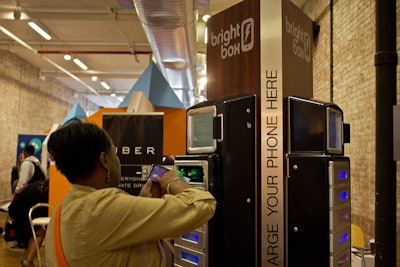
top-left (119, 61), bottom-right (185, 109)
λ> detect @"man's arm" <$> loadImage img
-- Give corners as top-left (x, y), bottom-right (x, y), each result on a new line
top-left (14, 161), bottom-right (34, 194)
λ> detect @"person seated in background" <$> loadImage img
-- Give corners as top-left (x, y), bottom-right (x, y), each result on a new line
top-left (45, 122), bottom-right (216, 267)
top-left (8, 179), bottom-right (49, 266)
top-left (11, 153), bottom-right (25, 194)
top-left (15, 145), bottom-right (45, 194)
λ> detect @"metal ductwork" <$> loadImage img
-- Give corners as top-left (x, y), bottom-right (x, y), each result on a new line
top-left (133, 0), bottom-right (208, 107)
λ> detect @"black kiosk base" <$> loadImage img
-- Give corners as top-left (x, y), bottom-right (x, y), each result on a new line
top-left (284, 96), bottom-right (351, 267)
top-left (173, 94), bottom-right (257, 267)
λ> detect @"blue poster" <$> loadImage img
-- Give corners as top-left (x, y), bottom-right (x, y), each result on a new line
top-left (16, 134), bottom-right (47, 164)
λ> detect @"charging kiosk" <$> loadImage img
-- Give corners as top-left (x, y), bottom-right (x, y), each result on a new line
top-left (173, 94), bottom-right (257, 267)
top-left (172, 95), bottom-right (350, 267)
top-left (284, 96), bottom-right (351, 266)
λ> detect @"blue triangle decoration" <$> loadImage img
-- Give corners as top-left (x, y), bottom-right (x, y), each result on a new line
top-left (61, 103), bottom-right (87, 125)
top-left (119, 61), bottom-right (185, 109)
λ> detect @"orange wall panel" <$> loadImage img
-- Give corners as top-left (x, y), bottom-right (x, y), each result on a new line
top-left (84, 107), bottom-right (127, 127)
top-left (49, 107), bottom-right (187, 205)
top-left (155, 107), bottom-right (187, 156)
top-left (48, 165), bottom-right (71, 206)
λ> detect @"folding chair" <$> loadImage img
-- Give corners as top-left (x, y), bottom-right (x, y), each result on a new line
top-left (351, 223), bottom-right (366, 267)
top-left (29, 203), bottom-right (55, 267)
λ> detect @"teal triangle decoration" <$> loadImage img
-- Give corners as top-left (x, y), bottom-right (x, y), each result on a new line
top-left (119, 61), bottom-right (185, 109)
top-left (61, 103), bottom-right (87, 125)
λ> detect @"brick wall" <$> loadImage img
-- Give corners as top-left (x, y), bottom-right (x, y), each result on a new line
top-left (303, 0), bottom-right (399, 264)
top-left (0, 50), bottom-right (98, 202)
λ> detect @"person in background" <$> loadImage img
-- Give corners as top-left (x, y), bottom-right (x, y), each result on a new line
top-left (15, 145), bottom-right (43, 194)
top-left (11, 153), bottom-right (25, 194)
top-left (8, 179), bottom-right (49, 266)
top-left (45, 122), bottom-right (216, 267)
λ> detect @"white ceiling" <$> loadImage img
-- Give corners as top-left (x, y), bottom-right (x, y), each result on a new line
top-left (0, 0), bottom-right (306, 108)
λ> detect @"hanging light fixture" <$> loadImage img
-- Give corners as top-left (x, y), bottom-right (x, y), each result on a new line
top-left (28, 21), bottom-right (51, 40)
top-left (14, 8), bottom-right (21, 20)
top-left (100, 80), bottom-right (111, 90)
top-left (73, 58), bottom-right (88, 70)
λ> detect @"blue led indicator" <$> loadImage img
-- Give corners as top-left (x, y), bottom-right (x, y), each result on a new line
top-left (338, 191), bottom-right (349, 201)
top-left (181, 251), bottom-right (199, 265)
top-left (181, 233), bottom-right (199, 243)
top-left (338, 170), bottom-right (348, 180)
top-left (338, 252), bottom-right (350, 265)
top-left (338, 232), bottom-right (349, 245)
top-left (341, 253), bottom-right (350, 262)
top-left (341, 212), bottom-right (349, 221)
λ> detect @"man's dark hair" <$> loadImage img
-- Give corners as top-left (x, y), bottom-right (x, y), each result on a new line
top-left (23, 145), bottom-right (35, 156)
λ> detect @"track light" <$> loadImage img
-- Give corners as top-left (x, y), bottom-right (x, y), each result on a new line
top-left (28, 21), bottom-right (51, 40)
top-left (73, 58), bottom-right (88, 70)
top-left (202, 14), bottom-right (210, 22)
top-left (101, 81), bottom-right (110, 90)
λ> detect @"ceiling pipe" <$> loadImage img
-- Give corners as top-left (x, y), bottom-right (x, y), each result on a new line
top-left (132, 0), bottom-right (198, 93)
top-left (40, 70), bottom-right (142, 79)
top-left (37, 50), bottom-right (152, 55)
top-left (0, 42), bottom-right (153, 56)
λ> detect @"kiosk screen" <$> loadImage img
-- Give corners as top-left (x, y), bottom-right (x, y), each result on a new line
top-left (187, 105), bottom-right (217, 154)
top-left (327, 107), bottom-right (343, 154)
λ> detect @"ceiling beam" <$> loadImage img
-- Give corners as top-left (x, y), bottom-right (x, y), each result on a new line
top-left (0, 9), bottom-right (138, 21)
top-left (0, 42), bottom-right (152, 53)
top-left (39, 69), bottom-right (142, 79)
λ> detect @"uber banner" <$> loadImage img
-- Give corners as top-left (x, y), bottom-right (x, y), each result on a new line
top-left (103, 113), bottom-right (164, 195)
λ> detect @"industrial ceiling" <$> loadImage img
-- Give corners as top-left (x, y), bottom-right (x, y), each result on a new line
top-left (0, 0), bottom-right (306, 108)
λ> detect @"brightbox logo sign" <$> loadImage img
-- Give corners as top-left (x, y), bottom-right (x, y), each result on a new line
top-left (285, 16), bottom-right (311, 63)
top-left (210, 17), bottom-right (254, 59)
